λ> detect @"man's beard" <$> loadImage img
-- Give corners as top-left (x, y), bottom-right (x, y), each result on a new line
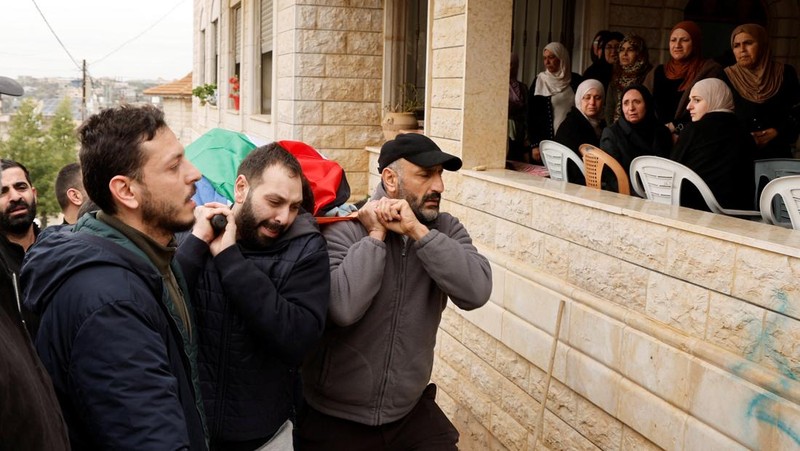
top-left (398, 186), bottom-right (440, 224)
top-left (0, 198), bottom-right (37, 235)
top-left (236, 193), bottom-right (287, 249)
top-left (140, 186), bottom-right (196, 235)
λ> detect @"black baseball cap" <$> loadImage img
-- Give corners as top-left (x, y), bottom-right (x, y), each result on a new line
top-left (378, 133), bottom-right (462, 172)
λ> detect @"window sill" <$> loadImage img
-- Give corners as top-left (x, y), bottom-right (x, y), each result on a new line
top-left (249, 114), bottom-right (272, 124)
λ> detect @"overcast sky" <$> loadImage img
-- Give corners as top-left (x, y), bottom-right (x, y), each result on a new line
top-left (1, 0), bottom-right (192, 81)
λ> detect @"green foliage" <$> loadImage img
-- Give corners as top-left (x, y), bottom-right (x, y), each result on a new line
top-left (192, 83), bottom-right (217, 105)
top-left (0, 97), bottom-right (78, 226)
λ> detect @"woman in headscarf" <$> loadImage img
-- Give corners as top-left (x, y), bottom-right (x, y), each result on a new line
top-left (555, 79), bottom-right (606, 184)
top-left (670, 78), bottom-right (756, 211)
top-left (600, 84), bottom-right (671, 191)
top-left (527, 42), bottom-right (583, 163)
top-left (644, 21), bottom-right (722, 134)
top-left (722, 23), bottom-right (800, 159)
top-left (605, 34), bottom-right (652, 123)
top-left (583, 31), bottom-right (623, 90)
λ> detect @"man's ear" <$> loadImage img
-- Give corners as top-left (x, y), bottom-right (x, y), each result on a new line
top-left (66, 187), bottom-right (84, 207)
top-left (234, 174), bottom-right (249, 204)
top-left (31, 186), bottom-right (38, 203)
top-left (382, 167), bottom-right (399, 197)
top-left (109, 175), bottom-right (139, 210)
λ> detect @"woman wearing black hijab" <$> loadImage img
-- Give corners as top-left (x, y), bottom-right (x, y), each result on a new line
top-left (600, 84), bottom-right (672, 176)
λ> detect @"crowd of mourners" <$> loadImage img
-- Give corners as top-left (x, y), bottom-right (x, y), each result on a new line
top-left (508, 22), bottom-right (800, 212)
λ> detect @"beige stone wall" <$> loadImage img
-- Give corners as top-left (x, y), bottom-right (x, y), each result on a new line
top-left (433, 170), bottom-right (800, 450)
top-left (273, 0), bottom-right (384, 199)
top-left (192, 0), bottom-right (384, 199)
top-left (162, 97), bottom-right (194, 145)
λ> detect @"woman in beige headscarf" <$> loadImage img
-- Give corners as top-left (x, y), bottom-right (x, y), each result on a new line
top-left (722, 23), bottom-right (800, 159)
top-left (670, 78), bottom-right (756, 211)
top-left (525, 42), bottom-right (583, 163)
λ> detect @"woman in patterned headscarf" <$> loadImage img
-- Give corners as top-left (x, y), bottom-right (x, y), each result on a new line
top-left (525, 42), bottom-right (583, 163)
top-left (722, 23), bottom-right (800, 159)
top-left (644, 21), bottom-right (722, 134)
top-left (605, 34), bottom-right (652, 123)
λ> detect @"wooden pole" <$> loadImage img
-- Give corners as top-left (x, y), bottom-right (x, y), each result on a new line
top-left (531, 299), bottom-right (566, 450)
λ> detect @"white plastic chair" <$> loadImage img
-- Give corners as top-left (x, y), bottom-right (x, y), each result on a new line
top-left (759, 175), bottom-right (800, 229)
top-left (540, 140), bottom-right (585, 182)
top-left (629, 156), bottom-right (761, 217)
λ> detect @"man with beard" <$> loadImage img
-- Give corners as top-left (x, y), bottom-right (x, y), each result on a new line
top-left (297, 133), bottom-right (492, 450)
top-left (0, 159), bottom-right (40, 330)
top-left (177, 143), bottom-right (330, 450)
top-left (20, 105), bottom-right (208, 450)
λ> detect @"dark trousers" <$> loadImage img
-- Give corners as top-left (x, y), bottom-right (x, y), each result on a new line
top-left (295, 384), bottom-right (459, 451)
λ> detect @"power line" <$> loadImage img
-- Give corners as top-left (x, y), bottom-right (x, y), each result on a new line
top-left (30, 0), bottom-right (82, 72)
top-left (92, 0), bottom-right (189, 66)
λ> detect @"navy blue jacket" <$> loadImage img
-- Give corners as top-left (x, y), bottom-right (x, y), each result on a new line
top-left (21, 213), bottom-right (207, 450)
top-left (176, 212), bottom-right (330, 443)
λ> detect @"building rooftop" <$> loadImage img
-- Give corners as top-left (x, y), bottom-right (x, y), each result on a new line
top-left (143, 73), bottom-right (192, 97)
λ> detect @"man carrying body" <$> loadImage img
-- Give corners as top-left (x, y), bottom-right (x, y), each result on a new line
top-left (178, 143), bottom-right (330, 450)
top-left (298, 133), bottom-right (492, 450)
top-left (54, 162), bottom-right (86, 225)
top-left (21, 105), bottom-right (207, 450)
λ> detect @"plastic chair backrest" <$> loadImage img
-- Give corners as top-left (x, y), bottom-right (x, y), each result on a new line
top-left (629, 156), bottom-right (760, 217)
top-left (579, 144), bottom-right (630, 195)
top-left (540, 140), bottom-right (585, 182)
top-left (753, 158), bottom-right (800, 219)
top-left (759, 175), bottom-right (800, 229)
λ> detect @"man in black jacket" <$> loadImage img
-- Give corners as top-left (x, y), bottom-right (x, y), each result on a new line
top-left (22, 104), bottom-right (207, 450)
top-left (0, 158), bottom-right (41, 334)
top-left (177, 143), bottom-right (330, 450)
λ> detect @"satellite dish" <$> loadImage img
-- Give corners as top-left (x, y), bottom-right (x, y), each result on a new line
top-left (0, 77), bottom-right (23, 96)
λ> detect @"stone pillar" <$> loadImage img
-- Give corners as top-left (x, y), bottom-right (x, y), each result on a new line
top-left (428, 0), bottom-right (511, 170)
top-left (274, 0), bottom-right (384, 197)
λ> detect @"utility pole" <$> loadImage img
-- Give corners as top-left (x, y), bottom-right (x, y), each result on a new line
top-left (82, 59), bottom-right (87, 121)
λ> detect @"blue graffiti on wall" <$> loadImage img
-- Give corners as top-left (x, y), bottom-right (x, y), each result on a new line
top-left (730, 290), bottom-right (800, 446)
top-left (746, 394), bottom-right (800, 445)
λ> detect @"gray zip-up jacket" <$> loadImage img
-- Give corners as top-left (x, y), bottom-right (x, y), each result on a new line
top-left (302, 184), bottom-right (492, 426)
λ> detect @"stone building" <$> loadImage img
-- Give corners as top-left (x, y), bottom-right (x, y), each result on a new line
top-left (143, 73), bottom-right (194, 145)
top-left (192, 1), bottom-right (800, 449)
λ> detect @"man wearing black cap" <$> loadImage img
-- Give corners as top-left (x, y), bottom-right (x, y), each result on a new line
top-left (297, 133), bottom-right (492, 450)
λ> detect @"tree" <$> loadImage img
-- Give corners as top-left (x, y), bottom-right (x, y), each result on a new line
top-left (0, 97), bottom-right (78, 226)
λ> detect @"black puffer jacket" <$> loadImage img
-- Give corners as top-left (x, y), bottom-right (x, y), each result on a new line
top-left (177, 212), bottom-right (330, 443)
top-left (22, 213), bottom-right (207, 450)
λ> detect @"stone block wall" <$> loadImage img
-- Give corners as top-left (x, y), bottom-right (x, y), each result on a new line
top-left (162, 97), bottom-right (194, 145)
top-left (274, 0), bottom-right (385, 198)
top-left (429, 170), bottom-right (800, 450)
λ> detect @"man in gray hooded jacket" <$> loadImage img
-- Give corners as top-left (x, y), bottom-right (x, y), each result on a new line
top-left (298, 133), bottom-right (492, 450)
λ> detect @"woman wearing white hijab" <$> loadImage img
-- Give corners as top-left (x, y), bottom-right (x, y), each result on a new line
top-left (525, 42), bottom-right (583, 163)
top-left (670, 78), bottom-right (756, 211)
top-left (553, 78), bottom-right (606, 184)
